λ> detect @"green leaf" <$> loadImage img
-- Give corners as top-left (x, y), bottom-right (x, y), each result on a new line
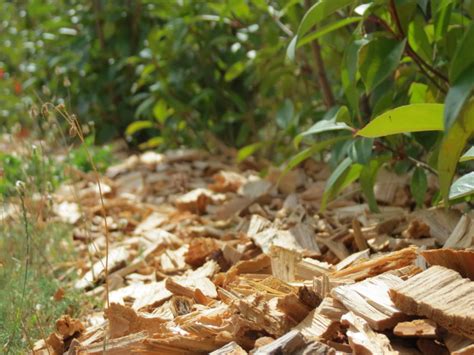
top-left (287, 0), bottom-right (355, 60)
top-left (410, 167), bottom-right (428, 208)
top-left (295, 106), bottom-right (352, 146)
top-left (449, 172), bottom-right (474, 200)
top-left (434, 0), bottom-right (453, 42)
top-left (438, 99), bottom-right (474, 205)
top-left (283, 135), bottom-right (351, 175)
top-left (321, 158), bottom-right (363, 211)
top-left (460, 146), bottom-right (474, 162)
top-left (408, 14), bottom-right (432, 63)
top-left (298, 0), bottom-right (355, 38)
top-left (298, 17), bottom-right (362, 48)
top-left (349, 138), bottom-right (373, 165)
top-left (360, 158), bottom-right (385, 212)
top-left (358, 38), bottom-right (406, 92)
top-left (237, 142), bottom-right (264, 162)
top-left (125, 120), bottom-right (153, 136)
top-left (444, 65), bottom-right (474, 131)
top-left (409, 82), bottom-right (428, 104)
top-left (357, 104), bottom-right (444, 137)
top-left (138, 136), bottom-right (164, 149)
top-left (276, 99), bottom-right (294, 130)
top-left (449, 22), bottom-right (474, 82)
top-left (153, 99), bottom-right (173, 124)
top-left (225, 61), bottom-right (246, 82)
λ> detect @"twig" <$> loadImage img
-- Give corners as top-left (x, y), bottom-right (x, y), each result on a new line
top-left (304, 0), bottom-right (336, 109)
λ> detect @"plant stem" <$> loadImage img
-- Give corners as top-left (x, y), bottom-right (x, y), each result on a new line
top-left (304, 0), bottom-right (336, 110)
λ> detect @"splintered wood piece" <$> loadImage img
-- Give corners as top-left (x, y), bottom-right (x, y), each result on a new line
top-left (233, 294), bottom-right (293, 337)
top-left (209, 341), bottom-right (247, 355)
top-left (246, 214), bottom-right (272, 237)
top-left (414, 208), bottom-right (461, 244)
top-left (444, 333), bottom-right (474, 355)
top-left (277, 293), bottom-right (312, 323)
top-left (215, 196), bottom-right (254, 220)
top-left (331, 273), bottom-right (406, 330)
top-left (389, 265), bottom-right (474, 340)
top-left (341, 312), bottom-right (398, 355)
top-left (209, 171), bottom-right (246, 193)
top-left (56, 315), bottom-right (85, 338)
top-left (175, 188), bottom-right (225, 214)
top-left (352, 219), bottom-right (369, 251)
top-left (108, 280), bottom-right (172, 311)
top-left (316, 236), bottom-right (350, 261)
top-left (421, 248), bottom-right (474, 281)
top-left (296, 258), bottom-right (333, 280)
top-left (393, 319), bottom-right (438, 338)
top-left (184, 237), bottom-right (220, 268)
top-left (335, 248), bottom-right (370, 271)
top-left (77, 331), bottom-right (148, 355)
top-left (252, 228), bottom-right (306, 254)
top-left (222, 244), bottom-right (243, 265)
top-left (330, 246), bottom-right (418, 281)
top-left (270, 246), bottom-right (301, 282)
top-left (294, 297), bottom-right (346, 339)
top-left (105, 303), bottom-right (166, 339)
top-left (444, 215), bottom-right (474, 249)
top-left (253, 330), bottom-right (307, 355)
top-left (75, 247), bottom-right (130, 290)
top-left (289, 224), bottom-right (321, 253)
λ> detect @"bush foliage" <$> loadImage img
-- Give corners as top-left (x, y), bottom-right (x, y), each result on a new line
top-left (0, 0), bottom-right (473, 205)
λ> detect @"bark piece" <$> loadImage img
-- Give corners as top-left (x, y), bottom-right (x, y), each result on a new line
top-left (341, 312), bottom-right (398, 355)
top-left (210, 341), bottom-right (247, 355)
top-left (402, 219), bottom-right (430, 239)
top-left (331, 273), bottom-right (406, 331)
top-left (421, 248), bottom-right (474, 281)
top-left (56, 315), bottom-right (85, 338)
top-left (253, 330), bottom-right (307, 355)
top-left (393, 319), bottom-right (438, 338)
top-left (389, 265), bottom-right (474, 340)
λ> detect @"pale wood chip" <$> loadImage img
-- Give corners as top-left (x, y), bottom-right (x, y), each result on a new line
top-left (393, 319), bottom-right (438, 338)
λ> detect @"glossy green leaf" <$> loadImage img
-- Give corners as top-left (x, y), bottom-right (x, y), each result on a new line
top-left (408, 14), bottom-right (432, 63)
top-left (321, 158), bottom-right (362, 211)
top-left (138, 136), bottom-right (164, 149)
top-left (449, 22), bottom-right (474, 82)
top-left (287, 0), bottom-right (355, 60)
top-left (460, 146), bottom-right (474, 162)
top-left (125, 120), bottom-right (153, 136)
top-left (298, 17), bottom-right (362, 48)
top-left (358, 38), bottom-right (406, 92)
top-left (438, 100), bottom-right (474, 205)
top-left (444, 65), bottom-right (474, 131)
top-left (349, 138), bottom-right (373, 165)
top-left (359, 158), bottom-right (385, 212)
top-left (410, 167), bottom-right (428, 207)
top-left (295, 106), bottom-right (352, 146)
top-left (449, 172), bottom-right (474, 200)
top-left (434, 0), bottom-right (453, 41)
top-left (298, 0), bottom-right (355, 38)
top-left (283, 135), bottom-right (350, 175)
top-left (357, 104), bottom-right (444, 137)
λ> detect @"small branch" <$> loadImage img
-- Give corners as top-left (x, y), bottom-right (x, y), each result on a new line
top-left (305, 0), bottom-right (335, 109)
top-left (389, 0), bottom-right (449, 84)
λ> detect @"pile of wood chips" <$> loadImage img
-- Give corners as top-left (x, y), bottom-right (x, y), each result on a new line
top-left (34, 149), bottom-right (474, 354)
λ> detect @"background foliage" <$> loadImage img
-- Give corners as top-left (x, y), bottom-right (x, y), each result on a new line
top-left (0, 0), bottom-right (473, 206)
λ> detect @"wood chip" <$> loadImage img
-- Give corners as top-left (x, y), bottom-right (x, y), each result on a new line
top-left (444, 333), bottom-right (474, 355)
top-left (394, 319), bottom-right (438, 338)
top-left (341, 311), bottom-right (398, 354)
top-left (253, 330), bottom-right (307, 355)
top-left (421, 248), bottom-right (474, 281)
top-left (444, 215), bottom-right (474, 249)
top-left (389, 265), bottom-right (474, 340)
top-left (210, 341), bottom-right (247, 355)
top-left (331, 273), bottom-right (407, 330)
